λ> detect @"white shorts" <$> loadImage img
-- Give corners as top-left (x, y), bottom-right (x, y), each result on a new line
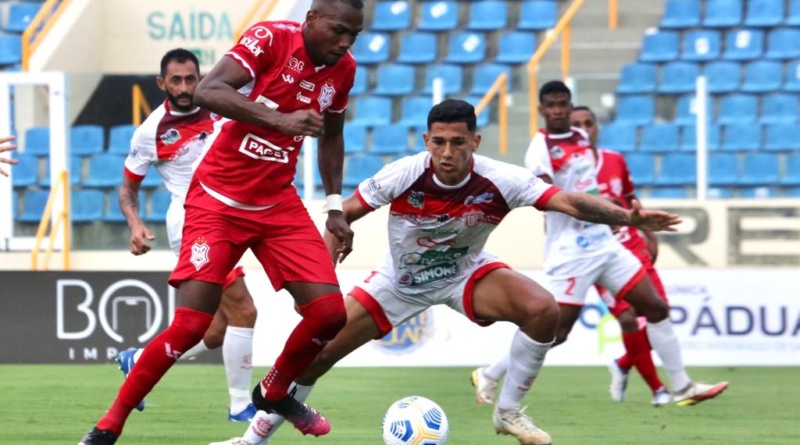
top-left (349, 259), bottom-right (510, 337)
top-left (547, 245), bottom-right (645, 307)
top-left (166, 198), bottom-right (185, 256)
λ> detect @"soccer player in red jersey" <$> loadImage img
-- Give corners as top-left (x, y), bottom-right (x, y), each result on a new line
top-left (571, 105), bottom-right (670, 405)
top-left (79, 1), bottom-right (363, 443)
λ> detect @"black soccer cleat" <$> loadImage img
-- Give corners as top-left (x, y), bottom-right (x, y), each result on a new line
top-left (78, 427), bottom-right (118, 445)
top-left (251, 384), bottom-right (331, 436)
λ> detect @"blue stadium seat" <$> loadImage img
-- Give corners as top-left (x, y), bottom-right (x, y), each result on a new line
top-left (723, 29), bottom-right (764, 61)
top-left (396, 32), bottom-right (437, 64)
top-left (649, 187), bottom-right (689, 198)
top-left (72, 190), bottom-right (104, 223)
top-left (680, 124), bottom-right (721, 151)
top-left (658, 62), bottom-right (699, 94)
top-left (104, 189), bottom-right (144, 223)
top-left (18, 190), bottom-right (49, 223)
top-left (703, 0), bottom-right (743, 28)
top-left (616, 63), bottom-right (657, 94)
top-left (350, 66), bottom-right (368, 95)
top-left (717, 94), bottom-right (758, 124)
top-left (518, 0), bottom-right (558, 31)
top-left (418, 1), bottom-right (458, 31)
top-left (0, 35), bottom-right (22, 65)
top-left (411, 124), bottom-right (427, 153)
top-left (373, 64), bottom-right (415, 96)
top-left (780, 154), bottom-right (800, 185)
top-left (84, 154), bottom-right (124, 188)
top-left (639, 31), bottom-right (679, 62)
top-left (708, 153), bottom-right (739, 185)
top-left (783, 61), bottom-right (800, 92)
top-left (42, 156), bottom-right (82, 187)
top-left (614, 95), bottom-right (654, 125)
top-left (423, 64), bottom-right (463, 95)
top-left (786, 187), bottom-right (800, 197)
top-left (741, 60), bottom-right (782, 93)
top-left (660, 0), bottom-right (701, 29)
top-left (598, 122), bottom-right (638, 152)
top-left (639, 123), bottom-right (679, 152)
top-left (350, 33), bottom-right (390, 64)
top-left (468, 0), bottom-right (507, 30)
top-left (471, 64), bottom-right (511, 96)
top-left (465, 96), bottom-right (489, 128)
top-left (140, 166), bottom-right (163, 189)
top-left (657, 153), bottom-right (696, 185)
top-left (720, 123), bottom-right (762, 151)
top-left (445, 32), bottom-right (486, 64)
top-left (370, 124), bottom-right (410, 155)
top-left (739, 186), bottom-right (778, 198)
top-left (744, 0), bottom-right (785, 27)
top-left (763, 123), bottom-right (800, 151)
top-left (740, 153), bottom-right (779, 185)
top-left (6, 2), bottom-right (41, 33)
top-left (625, 153), bottom-right (656, 185)
top-left (24, 127), bottom-right (49, 156)
top-left (789, 0), bottom-right (800, 25)
top-left (11, 153), bottom-right (37, 188)
top-left (145, 190), bottom-right (171, 223)
top-left (108, 124), bottom-right (136, 155)
top-left (344, 154), bottom-right (385, 188)
top-left (371, 1), bottom-right (411, 31)
top-left (765, 28), bottom-right (800, 60)
top-left (343, 124), bottom-right (367, 154)
top-left (761, 94), bottom-right (800, 124)
top-left (399, 96), bottom-right (433, 127)
top-left (675, 95), bottom-right (712, 125)
top-left (70, 125), bottom-right (104, 156)
top-left (495, 32), bottom-right (536, 64)
top-left (708, 187), bottom-right (735, 198)
top-left (681, 30), bottom-right (721, 61)
top-left (704, 61), bottom-right (741, 94)
top-left (351, 97), bottom-right (392, 126)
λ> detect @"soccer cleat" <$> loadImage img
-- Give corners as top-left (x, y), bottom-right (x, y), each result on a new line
top-left (229, 403), bottom-right (258, 422)
top-left (470, 367), bottom-right (498, 404)
top-left (493, 406), bottom-right (552, 445)
top-left (607, 359), bottom-right (629, 402)
top-left (251, 384), bottom-right (330, 437)
top-left (208, 439), bottom-right (258, 445)
top-left (651, 386), bottom-right (671, 407)
top-left (78, 427), bottom-right (118, 445)
top-left (673, 381), bottom-right (729, 406)
top-left (116, 347), bottom-right (145, 411)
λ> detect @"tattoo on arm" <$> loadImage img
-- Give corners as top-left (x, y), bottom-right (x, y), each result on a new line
top-left (119, 188), bottom-right (140, 214)
top-left (570, 194), bottom-right (631, 226)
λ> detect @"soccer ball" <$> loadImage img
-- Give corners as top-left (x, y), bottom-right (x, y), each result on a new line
top-left (382, 396), bottom-right (449, 445)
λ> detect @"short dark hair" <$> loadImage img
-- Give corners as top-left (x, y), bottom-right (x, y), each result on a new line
top-left (312, 0), bottom-right (364, 10)
top-left (571, 105), bottom-right (596, 121)
top-left (427, 99), bottom-right (477, 132)
top-left (160, 48), bottom-right (200, 77)
top-left (539, 80), bottom-right (572, 102)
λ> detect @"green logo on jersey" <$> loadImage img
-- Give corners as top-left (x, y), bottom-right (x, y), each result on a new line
top-left (400, 246), bottom-right (468, 268)
top-left (399, 263), bottom-right (460, 287)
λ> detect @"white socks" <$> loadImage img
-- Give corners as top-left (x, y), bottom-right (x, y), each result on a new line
top-left (224, 326), bottom-right (255, 414)
top-left (180, 340), bottom-right (210, 360)
top-left (646, 318), bottom-right (691, 392)
top-left (497, 330), bottom-right (552, 410)
top-left (242, 384), bottom-right (315, 445)
top-left (484, 352), bottom-right (511, 381)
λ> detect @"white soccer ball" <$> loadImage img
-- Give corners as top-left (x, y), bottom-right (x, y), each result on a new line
top-left (382, 396), bottom-right (449, 445)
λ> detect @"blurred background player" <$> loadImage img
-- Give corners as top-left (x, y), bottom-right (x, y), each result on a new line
top-left (0, 135), bottom-right (17, 176)
top-left (208, 99), bottom-right (682, 445)
top-left (570, 105), bottom-right (670, 406)
top-left (471, 81), bottom-right (727, 410)
top-left (79, 1), bottom-right (362, 443)
top-left (115, 48), bottom-right (258, 421)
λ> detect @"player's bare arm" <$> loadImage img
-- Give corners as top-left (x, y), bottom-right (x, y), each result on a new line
top-left (118, 176), bottom-right (154, 255)
top-left (320, 111), bottom-right (355, 259)
top-left (624, 192), bottom-right (660, 261)
top-left (194, 57), bottom-right (323, 137)
top-left (545, 191), bottom-right (682, 232)
top-left (0, 135), bottom-right (17, 177)
top-left (323, 193), bottom-right (370, 264)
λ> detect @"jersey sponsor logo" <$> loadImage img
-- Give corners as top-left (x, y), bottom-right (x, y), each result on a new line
top-left (250, 25), bottom-right (274, 45)
top-left (190, 237), bottom-right (210, 271)
top-left (287, 57), bottom-right (304, 73)
top-left (293, 135), bottom-right (305, 142)
top-left (575, 231), bottom-right (610, 249)
top-left (574, 177), bottom-right (595, 192)
top-left (550, 146), bottom-right (565, 160)
top-left (300, 80), bottom-right (315, 91)
top-left (318, 82), bottom-right (335, 111)
top-left (462, 211), bottom-right (484, 227)
top-left (239, 35), bottom-right (265, 57)
top-left (400, 246), bottom-right (467, 268)
top-left (408, 191), bottom-right (424, 209)
top-left (464, 192), bottom-right (494, 206)
top-left (296, 92), bottom-right (311, 104)
top-left (367, 178), bottom-right (381, 192)
top-left (160, 128), bottom-right (181, 145)
top-left (238, 133), bottom-right (293, 163)
top-left (282, 73), bottom-right (295, 84)
top-left (416, 236), bottom-right (455, 248)
top-left (398, 263), bottom-right (460, 287)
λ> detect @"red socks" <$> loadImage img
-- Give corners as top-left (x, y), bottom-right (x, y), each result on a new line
top-left (97, 307), bottom-right (213, 435)
top-left (620, 327), bottom-right (664, 394)
top-left (262, 293), bottom-right (346, 400)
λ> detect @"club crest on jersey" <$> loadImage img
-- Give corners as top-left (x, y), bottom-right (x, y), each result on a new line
top-left (462, 211), bottom-right (484, 227)
top-left (190, 237), bottom-right (210, 271)
top-left (318, 82), bottom-right (335, 111)
top-left (160, 128), bottom-right (181, 145)
top-left (464, 192), bottom-right (493, 206)
top-left (407, 191), bottom-right (424, 209)
top-left (550, 146), bottom-right (565, 159)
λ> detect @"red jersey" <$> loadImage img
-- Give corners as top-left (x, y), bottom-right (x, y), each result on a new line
top-left (194, 21), bottom-right (356, 207)
top-left (594, 148), bottom-right (650, 261)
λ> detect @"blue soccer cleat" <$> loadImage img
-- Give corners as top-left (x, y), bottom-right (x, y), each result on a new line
top-left (116, 347), bottom-right (145, 411)
top-left (228, 403), bottom-right (257, 422)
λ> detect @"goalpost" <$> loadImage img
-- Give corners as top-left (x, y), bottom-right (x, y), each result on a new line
top-left (0, 71), bottom-right (69, 253)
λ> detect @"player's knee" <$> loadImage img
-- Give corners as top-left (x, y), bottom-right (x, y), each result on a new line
top-left (641, 299), bottom-right (669, 323)
top-left (300, 293), bottom-right (347, 341)
top-left (616, 309), bottom-right (639, 332)
top-left (519, 290), bottom-right (559, 330)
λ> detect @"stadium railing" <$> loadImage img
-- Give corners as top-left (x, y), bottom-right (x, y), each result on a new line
top-left (32, 169), bottom-right (70, 271)
top-left (473, 72), bottom-right (509, 154)
top-left (235, 0), bottom-right (281, 40)
top-left (22, 0), bottom-right (66, 71)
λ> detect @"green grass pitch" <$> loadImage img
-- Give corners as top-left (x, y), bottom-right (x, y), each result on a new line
top-left (1, 365), bottom-right (798, 444)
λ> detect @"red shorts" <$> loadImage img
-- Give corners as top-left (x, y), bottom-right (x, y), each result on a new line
top-left (169, 182), bottom-right (338, 291)
top-left (598, 253), bottom-right (668, 318)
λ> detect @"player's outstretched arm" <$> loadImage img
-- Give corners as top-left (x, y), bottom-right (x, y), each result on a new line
top-left (545, 191), bottom-right (682, 232)
top-left (119, 176), bottom-right (154, 255)
top-left (0, 135), bottom-right (17, 177)
top-left (323, 194), bottom-right (371, 264)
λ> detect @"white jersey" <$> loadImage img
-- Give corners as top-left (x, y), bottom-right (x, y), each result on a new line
top-left (356, 152), bottom-right (557, 294)
top-left (524, 128), bottom-right (617, 273)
